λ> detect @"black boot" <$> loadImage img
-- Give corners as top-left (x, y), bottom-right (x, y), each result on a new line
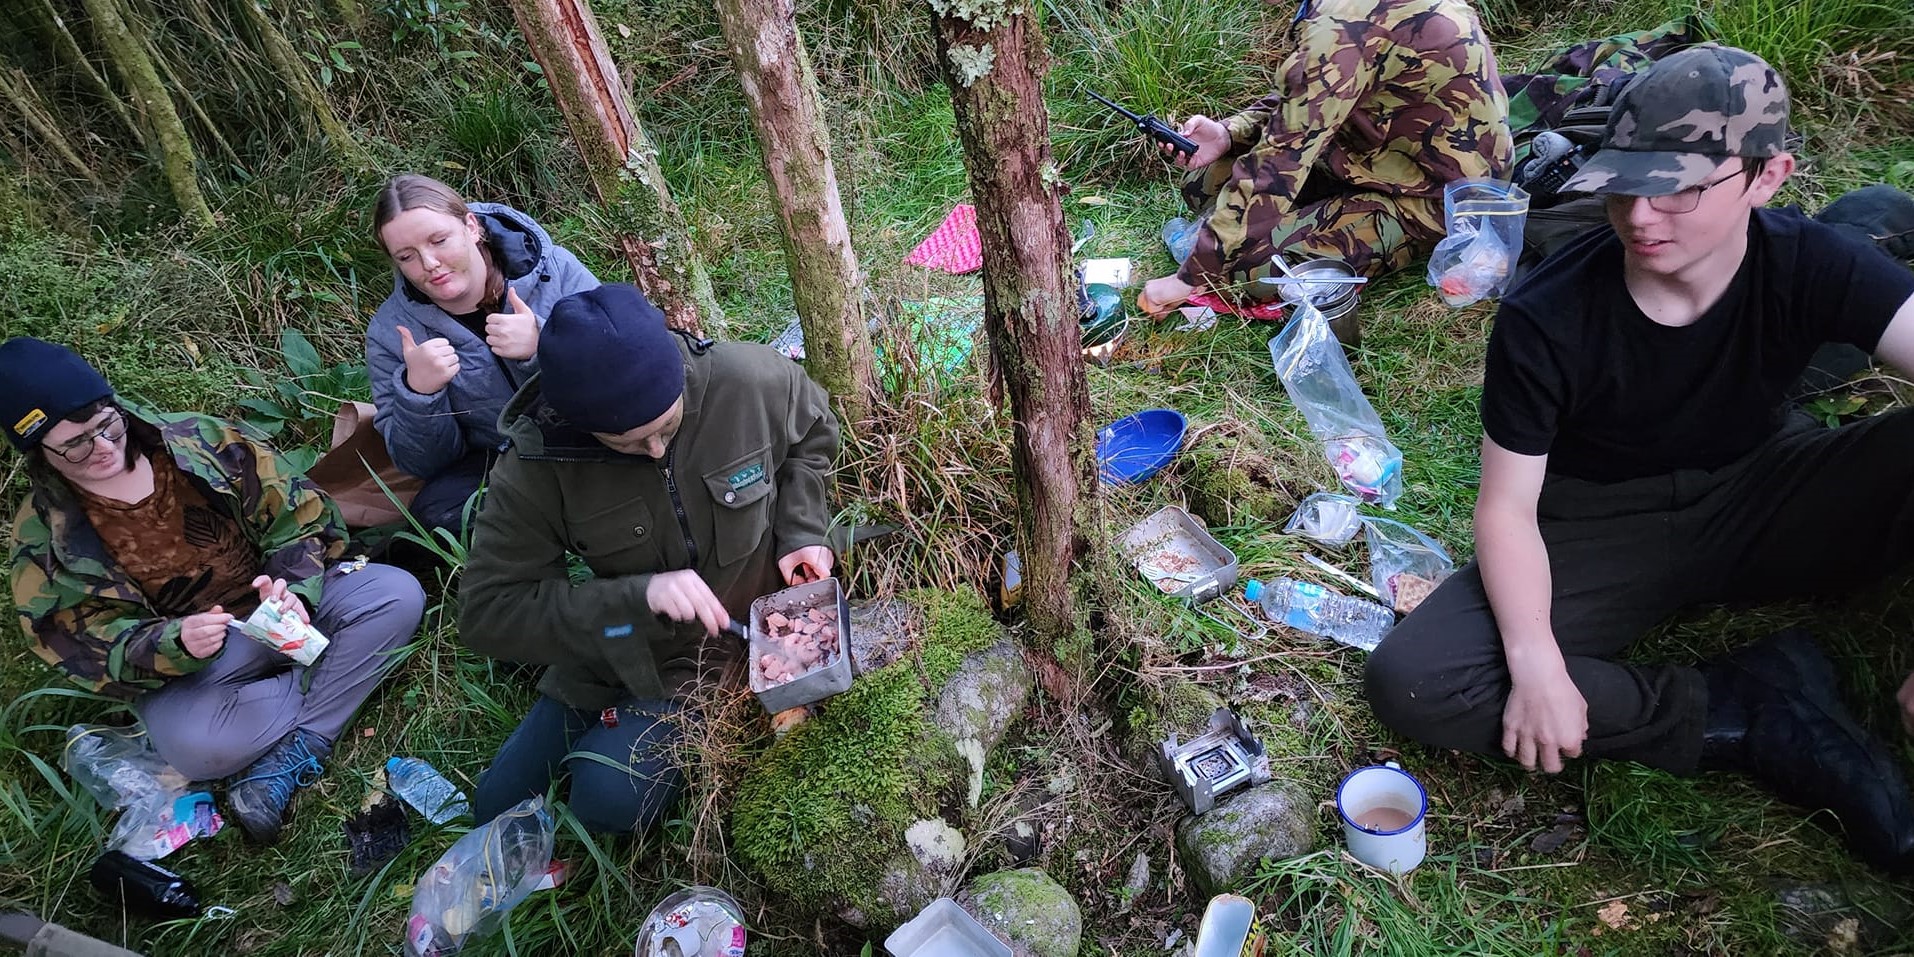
top-left (1697, 628), bottom-right (1914, 875)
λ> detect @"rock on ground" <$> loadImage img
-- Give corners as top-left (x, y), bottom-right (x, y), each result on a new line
top-left (966, 867), bottom-right (1082, 957)
top-left (1174, 782), bottom-right (1316, 897)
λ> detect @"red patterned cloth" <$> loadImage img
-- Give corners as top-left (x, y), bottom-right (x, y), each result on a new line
top-left (903, 204), bottom-right (984, 274)
top-left (1186, 291), bottom-right (1288, 321)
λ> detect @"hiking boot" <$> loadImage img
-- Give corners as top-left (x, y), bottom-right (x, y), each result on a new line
top-left (1698, 628), bottom-right (1914, 875)
top-left (226, 729), bottom-right (329, 845)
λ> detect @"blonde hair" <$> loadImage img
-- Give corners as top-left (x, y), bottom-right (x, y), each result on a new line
top-left (372, 174), bottom-right (504, 307)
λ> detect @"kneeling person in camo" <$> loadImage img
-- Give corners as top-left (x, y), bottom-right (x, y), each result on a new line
top-left (3, 338), bottom-right (425, 844)
top-left (458, 283), bottom-right (838, 833)
top-left (1364, 46), bottom-right (1914, 873)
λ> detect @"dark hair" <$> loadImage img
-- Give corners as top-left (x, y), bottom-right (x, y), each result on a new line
top-left (61, 398), bottom-right (110, 425)
top-left (1740, 156), bottom-right (1769, 189)
top-left (371, 174), bottom-right (505, 308)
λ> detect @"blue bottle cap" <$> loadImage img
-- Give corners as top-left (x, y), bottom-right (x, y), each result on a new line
top-left (1243, 579), bottom-right (1264, 602)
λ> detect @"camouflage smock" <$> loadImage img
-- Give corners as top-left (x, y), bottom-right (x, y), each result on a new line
top-left (1180, 0), bottom-right (1513, 287)
top-left (8, 404), bottom-right (346, 699)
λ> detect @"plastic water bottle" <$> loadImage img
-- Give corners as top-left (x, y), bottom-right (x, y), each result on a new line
top-left (1244, 578), bottom-right (1396, 652)
top-left (386, 757), bottom-right (470, 825)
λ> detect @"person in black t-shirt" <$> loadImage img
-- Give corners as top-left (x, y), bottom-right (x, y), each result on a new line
top-left (1365, 44), bottom-right (1914, 875)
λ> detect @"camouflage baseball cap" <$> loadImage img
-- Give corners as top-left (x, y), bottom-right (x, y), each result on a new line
top-left (1561, 43), bottom-right (1790, 196)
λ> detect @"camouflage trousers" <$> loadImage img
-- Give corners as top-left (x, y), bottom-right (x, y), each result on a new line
top-left (1181, 162), bottom-right (1447, 292)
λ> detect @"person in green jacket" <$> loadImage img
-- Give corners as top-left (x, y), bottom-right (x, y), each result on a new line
top-left (458, 283), bottom-right (839, 833)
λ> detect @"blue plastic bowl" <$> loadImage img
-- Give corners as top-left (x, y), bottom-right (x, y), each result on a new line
top-left (1097, 409), bottom-right (1188, 485)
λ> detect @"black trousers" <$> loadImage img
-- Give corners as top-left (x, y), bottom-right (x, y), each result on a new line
top-left (1365, 408), bottom-right (1914, 773)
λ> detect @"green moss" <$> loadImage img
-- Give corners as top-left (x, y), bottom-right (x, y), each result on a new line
top-left (907, 586), bottom-right (1001, 682)
top-left (732, 587), bottom-right (998, 912)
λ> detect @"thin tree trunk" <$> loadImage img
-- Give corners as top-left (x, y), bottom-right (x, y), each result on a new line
top-left (0, 67), bottom-right (105, 186)
top-left (928, 0), bottom-right (1095, 667)
top-left (328, 0), bottom-right (362, 30)
top-left (140, 30), bottom-right (244, 172)
top-left (713, 0), bottom-right (878, 422)
top-left (28, 0), bottom-right (140, 140)
top-left (508, 0), bottom-right (725, 335)
top-left (78, 0), bottom-right (215, 228)
top-left (231, 0), bottom-right (365, 165)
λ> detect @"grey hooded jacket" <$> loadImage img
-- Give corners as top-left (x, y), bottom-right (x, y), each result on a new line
top-left (365, 202), bottom-right (599, 479)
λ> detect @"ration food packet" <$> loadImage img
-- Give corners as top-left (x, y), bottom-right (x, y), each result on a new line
top-left (240, 597), bottom-right (330, 666)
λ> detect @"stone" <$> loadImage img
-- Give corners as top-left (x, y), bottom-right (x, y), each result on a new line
top-left (1174, 782), bottom-right (1316, 897)
top-left (1119, 851), bottom-right (1150, 910)
top-left (967, 868), bottom-right (1082, 957)
top-left (933, 639), bottom-right (1032, 807)
top-left (1771, 881), bottom-right (1910, 954)
top-left (846, 598), bottom-right (922, 675)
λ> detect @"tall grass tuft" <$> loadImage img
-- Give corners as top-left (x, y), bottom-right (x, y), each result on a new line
top-left (1705, 0), bottom-right (1914, 96)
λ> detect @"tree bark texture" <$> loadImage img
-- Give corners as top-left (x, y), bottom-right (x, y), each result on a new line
top-left (232, 0), bottom-right (365, 166)
top-left (928, 0), bottom-right (1095, 658)
top-left (29, 0), bottom-right (139, 140)
top-left (78, 0), bottom-right (215, 229)
top-left (509, 0), bottom-right (725, 334)
top-left (713, 0), bottom-right (878, 423)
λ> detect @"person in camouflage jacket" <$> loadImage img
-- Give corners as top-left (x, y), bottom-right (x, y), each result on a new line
top-left (1138, 0), bottom-right (1513, 329)
top-left (4, 338), bottom-right (424, 843)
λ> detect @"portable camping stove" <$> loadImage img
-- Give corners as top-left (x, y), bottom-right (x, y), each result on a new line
top-left (1159, 708), bottom-right (1273, 815)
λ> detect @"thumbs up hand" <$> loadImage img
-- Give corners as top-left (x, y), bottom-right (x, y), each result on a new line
top-left (397, 325), bottom-right (460, 395)
top-left (485, 287), bottom-right (540, 361)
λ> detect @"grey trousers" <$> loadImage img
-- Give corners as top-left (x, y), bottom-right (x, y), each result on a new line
top-left (136, 563), bottom-right (424, 780)
top-left (1365, 408), bottom-right (1914, 773)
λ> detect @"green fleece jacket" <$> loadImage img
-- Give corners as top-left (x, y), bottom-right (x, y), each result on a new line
top-left (458, 335), bottom-right (839, 709)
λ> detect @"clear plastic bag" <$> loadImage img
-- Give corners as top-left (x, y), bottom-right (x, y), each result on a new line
top-left (63, 724), bottom-right (221, 860)
top-left (405, 797), bottom-right (555, 956)
top-left (1283, 492), bottom-right (1365, 546)
top-left (1162, 216), bottom-right (1200, 265)
top-left (1268, 303), bottom-right (1404, 508)
top-left (1363, 517), bottom-right (1454, 614)
top-left (1426, 179), bottom-right (1528, 307)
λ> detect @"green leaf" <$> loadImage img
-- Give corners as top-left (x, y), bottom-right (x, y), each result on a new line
top-left (282, 327), bottom-right (322, 379)
top-left (237, 397), bottom-right (292, 421)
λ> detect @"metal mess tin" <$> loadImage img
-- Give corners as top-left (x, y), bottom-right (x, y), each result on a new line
top-left (1120, 505), bottom-right (1240, 604)
top-left (747, 577), bottom-right (853, 714)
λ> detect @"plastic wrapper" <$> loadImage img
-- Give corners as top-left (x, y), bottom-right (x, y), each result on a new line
top-left (63, 724), bottom-right (222, 860)
top-left (1163, 216), bottom-right (1200, 265)
top-left (1363, 517), bottom-right (1455, 614)
top-left (405, 797), bottom-right (555, 956)
top-left (1426, 179), bottom-right (1528, 307)
top-left (1268, 303), bottom-right (1404, 508)
top-left (1283, 492), bottom-right (1365, 546)
top-left (240, 596), bottom-right (330, 666)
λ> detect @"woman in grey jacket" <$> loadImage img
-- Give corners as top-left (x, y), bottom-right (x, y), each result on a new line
top-left (365, 174), bottom-right (600, 532)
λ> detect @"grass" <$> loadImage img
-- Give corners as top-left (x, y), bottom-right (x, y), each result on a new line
top-left (4, 0), bottom-right (1914, 953)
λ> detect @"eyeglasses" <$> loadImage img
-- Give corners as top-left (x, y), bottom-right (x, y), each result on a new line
top-left (1605, 169), bottom-right (1746, 215)
top-left (47, 410), bottom-right (127, 463)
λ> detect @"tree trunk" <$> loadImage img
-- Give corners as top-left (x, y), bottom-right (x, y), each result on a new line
top-left (508, 0), bottom-right (725, 335)
top-left (140, 30), bottom-right (244, 173)
top-left (713, 0), bottom-right (878, 423)
top-left (928, 0), bottom-right (1095, 664)
top-left (231, 0), bottom-right (366, 166)
top-left (28, 0), bottom-right (140, 140)
top-left (328, 0), bottom-right (362, 30)
top-left (0, 67), bottom-right (105, 186)
top-left (79, 0), bottom-right (215, 229)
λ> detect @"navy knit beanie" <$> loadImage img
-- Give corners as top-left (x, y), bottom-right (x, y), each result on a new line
top-left (0, 337), bottom-right (114, 452)
top-left (538, 284), bottom-right (686, 434)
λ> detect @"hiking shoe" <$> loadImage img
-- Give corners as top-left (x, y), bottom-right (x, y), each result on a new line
top-left (226, 729), bottom-right (329, 845)
top-left (1699, 628), bottom-right (1914, 875)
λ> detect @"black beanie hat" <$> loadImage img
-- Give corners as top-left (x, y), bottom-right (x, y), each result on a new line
top-left (0, 337), bottom-right (114, 452)
top-left (538, 284), bottom-right (686, 434)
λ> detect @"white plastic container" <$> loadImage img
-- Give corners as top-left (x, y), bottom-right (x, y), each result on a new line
top-left (884, 898), bottom-right (1011, 957)
top-left (1335, 762), bottom-right (1428, 874)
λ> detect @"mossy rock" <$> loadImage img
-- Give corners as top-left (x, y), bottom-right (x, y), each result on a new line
top-left (730, 586), bottom-right (1009, 924)
top-left (967, 867), bottom-right (1083, 957)
top-left (1180, 416), bottom-right (1320, 526)
top-left (1120, 677), bottom-right (1225, 783)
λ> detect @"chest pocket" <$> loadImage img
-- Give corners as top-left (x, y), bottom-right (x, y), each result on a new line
top-left (562, 499), bottom-right (663, 574)
top-left (703, 448), bottom-right (773, 568)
